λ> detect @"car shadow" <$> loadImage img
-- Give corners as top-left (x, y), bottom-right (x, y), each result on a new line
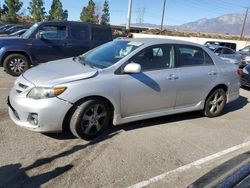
top-left (0, 132), bottom-right (119, 187)
top-left (222, 95), bottom-right (249, 115)
top-left (0, 163), bottom-right (73, 188)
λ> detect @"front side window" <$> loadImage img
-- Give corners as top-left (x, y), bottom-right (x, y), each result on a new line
top-left (38, 26), bottom-right (67, 40)
top-left (129, 45), bottom-right (174, 71)
top-left (176, 45), bottom-right (213, 67)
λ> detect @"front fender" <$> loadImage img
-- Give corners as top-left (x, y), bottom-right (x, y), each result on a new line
top-left (0, 45), bottom-right (33, 66)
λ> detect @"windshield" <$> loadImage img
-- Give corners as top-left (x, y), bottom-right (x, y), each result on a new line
top-left (241, 46), bottom-right (250, 52)
top-left (22, 23), bottom-right (39, 39)
top-left (79, 40), bottom-right (143, 68)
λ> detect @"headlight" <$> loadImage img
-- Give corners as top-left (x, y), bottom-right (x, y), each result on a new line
top-left (27, 87), bottom-right (67, 99)
top-left (243, 68), bottom-right (249, 74)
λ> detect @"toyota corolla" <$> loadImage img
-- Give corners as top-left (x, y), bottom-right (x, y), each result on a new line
top-left (7, 38), bottom-right (240, 140)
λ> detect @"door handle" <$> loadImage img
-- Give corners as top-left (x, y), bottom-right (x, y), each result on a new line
top-left (208, 71), bottom-right (217, 75)
top-left (168, 74), bottom-right (179, 80)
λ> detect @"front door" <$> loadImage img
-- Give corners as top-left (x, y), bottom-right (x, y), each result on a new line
top-left (119, 44), bottom-right (177, 117)
top-left (31, 25), bottom-right (68, 63)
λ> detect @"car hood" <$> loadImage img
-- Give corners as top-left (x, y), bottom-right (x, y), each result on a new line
top-left (0, 36), bottom-right (25, 45)
top-left (23, 58), bottom-right (98, 86)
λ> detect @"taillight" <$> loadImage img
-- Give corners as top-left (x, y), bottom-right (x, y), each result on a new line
top-left (237, 68), bottom-right (243, 76)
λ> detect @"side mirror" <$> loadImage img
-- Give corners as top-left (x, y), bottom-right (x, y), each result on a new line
top-left (215, 52), bottom-right (220, 56)
top-left (37, 31), bottom-right (46, 40)
top-left (123, 63), bottom-right (141, 74)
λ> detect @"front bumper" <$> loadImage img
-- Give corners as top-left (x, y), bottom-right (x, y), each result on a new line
top-left (8, 87), bottom-right (73, 133)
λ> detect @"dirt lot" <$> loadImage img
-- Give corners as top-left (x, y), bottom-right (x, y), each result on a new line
top-left (0, 67), bottom-right (250, 188)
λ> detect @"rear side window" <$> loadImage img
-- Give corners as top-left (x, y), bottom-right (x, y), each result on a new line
top-left (175, 45), bottom-right (214, 67)
top-left (92, 27), bottom-right (111, 41)
top-left (38, 25), bottom-right (67, 40)
top-left (71, 25), bottom-right (89, 40)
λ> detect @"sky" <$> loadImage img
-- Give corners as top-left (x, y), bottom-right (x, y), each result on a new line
top-left (11, 0), bottom-right (250, 25)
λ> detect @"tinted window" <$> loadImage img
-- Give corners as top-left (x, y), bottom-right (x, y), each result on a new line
top-left (223, 48), bottom-right (235, 54)
top-left (38, 25), bottom-right (67, 40)
top-left (215, 48), bottom-right (223, 54)
top-left (71, 25), bottom-right (89, 40)
top-left (176, 45), bottom-right (213, 67)
top-left (129, 45), bottom-right (174, 71)
top-left (92, 27), bottom-right (111, 41)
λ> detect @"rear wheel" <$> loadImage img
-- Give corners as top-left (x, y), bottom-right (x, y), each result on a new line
top-left (69, 99), bottom-right (111, 140)
top-left (3, 54), bottom-right (30, 76)
top-left (203, 88), bottom-right (226, 117)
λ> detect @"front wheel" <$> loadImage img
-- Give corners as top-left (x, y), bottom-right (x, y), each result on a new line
top-left (69, 99), bottom-right (111, 140)
top-left (3, 54), bottom-right (30, 76)
top-left (203, 88), bottom-right (226, 117)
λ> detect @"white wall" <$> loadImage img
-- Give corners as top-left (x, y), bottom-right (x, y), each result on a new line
top-left (133, 33), bottom-right (250, 51)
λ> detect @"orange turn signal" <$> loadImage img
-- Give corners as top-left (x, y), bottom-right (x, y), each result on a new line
top-left (54, 87), bottom-right (67, 96)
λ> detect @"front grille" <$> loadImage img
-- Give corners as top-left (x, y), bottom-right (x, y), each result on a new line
top-left (18, 83), bottom-right (28, 89)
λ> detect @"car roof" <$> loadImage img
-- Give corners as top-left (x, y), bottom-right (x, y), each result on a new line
top-left (38, 21), bottom-right (111, 28)
top-left (125, 38), bottom-right (202, 47)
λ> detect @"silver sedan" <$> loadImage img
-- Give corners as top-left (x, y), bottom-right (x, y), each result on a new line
top-left (8, 38), bottom-right (240, 140)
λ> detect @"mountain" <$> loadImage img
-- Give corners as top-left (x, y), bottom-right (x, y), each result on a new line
top-left (176, 13), bottom-right (249, 35)
top-left (132, 13), bottom-right (250, 36)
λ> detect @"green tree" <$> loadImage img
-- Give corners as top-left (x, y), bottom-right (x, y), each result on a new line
top-left (62, 9), bottom-right (68, 21)
top-left (0, 4), bottom-right (8, 19)
top-left (28, 0), bottom-right (46, 22)
top-left (48, 0), bottom-right (68, 21)
top-left (80, 0), bottom-right (98, 24)
top-left (100, 0), bottom-right (110, 25)
top-left (4, 0), bottom-right (23, 23)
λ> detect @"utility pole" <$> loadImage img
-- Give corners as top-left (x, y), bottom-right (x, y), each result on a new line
top-left (126, 0), bottom-right (132, 32)
top-left (240, 7), bottom-right (249, 40)
top-left (160, 0), bottom-right (167, 34)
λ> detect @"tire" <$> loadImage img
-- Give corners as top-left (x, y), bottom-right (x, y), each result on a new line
top-left (3, 54), bottom-right (30, 76)
top-left (69, 99), bottom-right (111, 140)
top-left (203, 88), bottom-right (226, 117)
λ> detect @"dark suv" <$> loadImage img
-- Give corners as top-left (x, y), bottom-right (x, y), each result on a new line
top-left (0, 21), bottom-right (112, 76)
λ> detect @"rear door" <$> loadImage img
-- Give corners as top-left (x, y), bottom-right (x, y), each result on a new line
top-left (68, 24), bottom-right (91, 57)
top-left (174, 44), bottom-right (218, 108)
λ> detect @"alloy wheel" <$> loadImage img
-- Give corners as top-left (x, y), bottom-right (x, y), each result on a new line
top-left (81, 104), bottom-right (108, 135)
top-left (9, 57), bottom-right (26, 73)
top-left (208, 91), bottom-right (225, 114)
